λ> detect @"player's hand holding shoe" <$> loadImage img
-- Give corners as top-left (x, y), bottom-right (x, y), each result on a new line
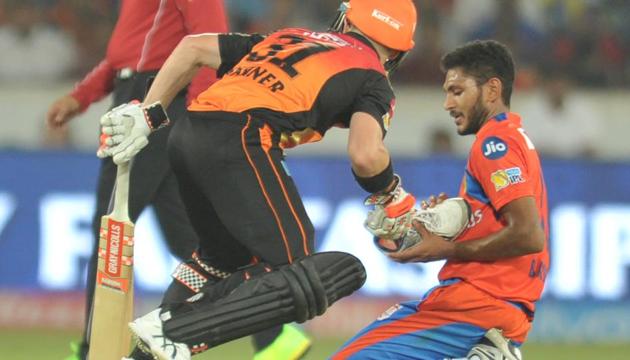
top-left (97, 101), bottom-right (170, 164)
top-left (366, 187), bottom-right (471, 254)
top-left (416, 194), bottom-right (471, 240)
top-left (364, 175), bottom-right (419, 252)
top-left (387, 195), bottom-right (471, 263)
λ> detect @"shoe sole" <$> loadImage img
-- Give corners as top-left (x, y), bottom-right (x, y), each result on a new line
top-left (448, 197), bottom-right (472, 239)
top-left (484, 328), bottom-right (520, 360)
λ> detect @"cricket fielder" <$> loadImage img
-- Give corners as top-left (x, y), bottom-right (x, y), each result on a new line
top-left (333, 40), bottom-right (549, 360)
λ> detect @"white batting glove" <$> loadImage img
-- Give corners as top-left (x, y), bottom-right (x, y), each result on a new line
top-left (97, 101), bottom-right (169, 164)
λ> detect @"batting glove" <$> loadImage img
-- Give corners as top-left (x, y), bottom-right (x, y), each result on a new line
top-left (97, 101), bottom-right (169, 164)
top-left (364, 175), bottom-right (417, 242)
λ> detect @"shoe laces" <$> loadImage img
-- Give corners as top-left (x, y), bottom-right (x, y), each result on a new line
top-left (154, 333), bottom-right (180, 358)
top-left (416, 210), bottom-right (441, 228)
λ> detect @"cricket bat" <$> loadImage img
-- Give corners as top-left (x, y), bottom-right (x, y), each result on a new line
top-left (88, 162), bottom-right (135, 360)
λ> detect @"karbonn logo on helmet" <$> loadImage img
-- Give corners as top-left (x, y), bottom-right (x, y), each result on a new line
top-left (371, 9), bottom-right (401, 30)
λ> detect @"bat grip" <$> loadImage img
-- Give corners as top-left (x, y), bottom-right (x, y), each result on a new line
top-left (111, 161), bottom-right (131, 221)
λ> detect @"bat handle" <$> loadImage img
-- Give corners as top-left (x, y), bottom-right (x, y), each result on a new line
top-left (111, 161), bottom-right (131, 221)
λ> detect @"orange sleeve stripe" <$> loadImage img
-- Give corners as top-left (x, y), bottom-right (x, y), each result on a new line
top-left (241, 116), bottom-right (294, 263)
top-left (260, 124), bottom-right (310, 256)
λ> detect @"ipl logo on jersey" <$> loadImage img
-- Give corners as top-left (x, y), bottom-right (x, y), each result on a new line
top-left (481, 136), bottom-right (508, 159)
top-left (491, 167), bottom-right (524, 191)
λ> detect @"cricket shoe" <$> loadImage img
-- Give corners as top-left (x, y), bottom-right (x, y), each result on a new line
top-left (63, 340), bottom-right (88, 360)
top-left (129, 308), bottom-right (191, 360)
top-left (466, 328), bottom-right (522, 360)
top-left (414, 197), bottom-right (471, 240)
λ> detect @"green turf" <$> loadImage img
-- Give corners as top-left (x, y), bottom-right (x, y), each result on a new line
top-left (2, 329), bottom-right (629, 359)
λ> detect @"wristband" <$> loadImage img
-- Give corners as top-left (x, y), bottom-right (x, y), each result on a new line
top-left (144, 101), bottom-right (170, 130)
top-left (353, 160), bottom-right (394, 193)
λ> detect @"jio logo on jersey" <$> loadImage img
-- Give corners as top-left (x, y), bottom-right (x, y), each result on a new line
top-left (482, 137), bottom-right (508, 159)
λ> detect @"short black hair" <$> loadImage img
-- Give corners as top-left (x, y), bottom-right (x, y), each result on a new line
top-left (440, 40), bottom-right (515, 106)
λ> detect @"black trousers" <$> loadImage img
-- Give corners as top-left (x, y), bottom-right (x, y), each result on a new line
top-left (167, 111), bottom-right (315, 271)
top-left (156, 111), bottom-right (314, 353)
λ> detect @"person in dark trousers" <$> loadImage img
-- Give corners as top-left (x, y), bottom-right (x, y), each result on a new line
top-left (46, 1), bottom-right (308, 359)
top-left (98, 1), bottom-right (420, 359)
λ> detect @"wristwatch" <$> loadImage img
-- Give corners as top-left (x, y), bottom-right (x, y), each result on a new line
top-left (144, 102), bottom-right (170, 130)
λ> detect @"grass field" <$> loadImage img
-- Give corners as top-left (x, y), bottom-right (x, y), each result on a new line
top-left (2, 329), bottom-right (630, 359)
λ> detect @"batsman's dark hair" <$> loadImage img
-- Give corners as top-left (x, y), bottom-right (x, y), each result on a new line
top-left (440, 40), bottom-right (515, 106)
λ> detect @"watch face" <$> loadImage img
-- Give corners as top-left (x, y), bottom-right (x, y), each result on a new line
top-left (145, 103), bottom-right (169, 129)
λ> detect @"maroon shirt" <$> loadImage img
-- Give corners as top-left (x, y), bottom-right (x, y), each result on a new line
top-left (70, 0), bottom-right (228, 111)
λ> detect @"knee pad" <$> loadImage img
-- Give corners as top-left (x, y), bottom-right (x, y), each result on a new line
top-left (160, 251), bottom-right (366, 352)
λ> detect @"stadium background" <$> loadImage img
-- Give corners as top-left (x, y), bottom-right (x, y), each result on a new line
top-left (1, 0), bottom-right (630, 359)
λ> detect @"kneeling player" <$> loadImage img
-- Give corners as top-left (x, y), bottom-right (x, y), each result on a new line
top-left (332, 40), bottom-right (549, 359)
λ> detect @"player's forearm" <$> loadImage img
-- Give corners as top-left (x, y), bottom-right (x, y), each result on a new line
top-left (350, 144), bottom-right (390, 177)
top-left (144, 34), bottom-right (221, 107)
top-left (452, 224), bottom-right (545, 262)
top-left (70, 59), bottom-right (115, 112)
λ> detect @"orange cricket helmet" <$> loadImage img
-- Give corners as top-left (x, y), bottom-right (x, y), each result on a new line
top-left (347, 0), bottom-right (417, 51)
top-left (329, 0), bottom-right (418, 71)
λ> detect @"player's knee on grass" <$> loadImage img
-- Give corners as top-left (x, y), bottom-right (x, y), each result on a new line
top-left (159, 251), bottom-right (366, 353)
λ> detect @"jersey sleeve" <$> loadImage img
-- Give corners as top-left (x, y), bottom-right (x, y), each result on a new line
top-left (470, 132), bottom-right (535, 211)
top-left (217, 33), bottom-right (266, 78)
top-left (176, 0), bottom-right (228, 34)
top-left (69, 59), bottom-right (116, 112)
top-left (350, 71), bottom-right (394, 136)
top-left (176, 0), bottom-right (229, 102)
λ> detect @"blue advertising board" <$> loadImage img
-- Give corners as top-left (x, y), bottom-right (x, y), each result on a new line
top-left (1, 151), bottom-right (630, 340)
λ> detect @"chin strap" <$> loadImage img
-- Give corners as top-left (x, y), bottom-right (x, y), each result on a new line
top-left (384, 51), bottom-right (409, 73)
top-left (329, 2), bottom-right (350, 32)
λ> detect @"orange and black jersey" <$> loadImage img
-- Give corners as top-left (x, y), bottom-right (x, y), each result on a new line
top-left (189, 28), bottom-right (395, 148)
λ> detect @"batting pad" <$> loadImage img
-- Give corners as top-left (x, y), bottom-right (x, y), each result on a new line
top-left (161, 251), bottom-right (366, 352)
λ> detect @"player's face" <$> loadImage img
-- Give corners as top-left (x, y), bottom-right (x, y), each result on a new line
top-left (443, 68), bottom-right (490, 135)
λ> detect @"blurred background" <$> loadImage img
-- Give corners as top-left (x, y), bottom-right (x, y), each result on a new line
top-left (1, 0), bottom-right (630, 359)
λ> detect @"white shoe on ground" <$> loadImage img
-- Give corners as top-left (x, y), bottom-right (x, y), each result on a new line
top-left (128, 308), bottom-right (191, 360)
